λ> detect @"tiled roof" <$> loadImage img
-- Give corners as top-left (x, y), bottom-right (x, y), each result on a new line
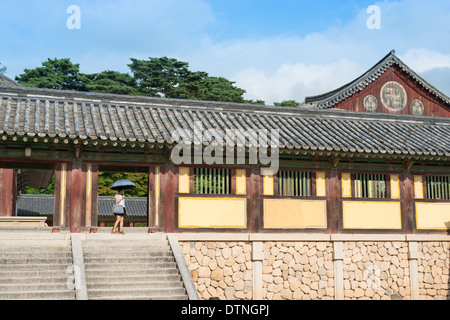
top-left (17, 195), bottom-right (148, 218)
top-left (0, 74), bottom-right (21, 87)
top-left (305, 50), bottom-right (450, 109)
top-left (0, 83), bottom-right (449, 159)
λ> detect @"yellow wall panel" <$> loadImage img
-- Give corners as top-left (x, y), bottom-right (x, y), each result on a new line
top-left (236, 169), bottom-right (246, 195)
top-left (263, 174), bottom-right (274, 196)
top-left (316, 172), bottom-right (326, 197)
top-left (341, 173), bottom-right (352, 198)
top-left (264, 199), bottom-right (327, 229)
top-left (178, 197), bottom-right (247, 228)
top-left (414, 175), bottom-right (424, 199)
top-left (178, 167), bottom-right (190, 194)
top-left (416, 202), bottom-right (450, 230)
top-left (390, 174), bottom-right (400, 199)
top-left (342, 201), bottom-right (402, 229)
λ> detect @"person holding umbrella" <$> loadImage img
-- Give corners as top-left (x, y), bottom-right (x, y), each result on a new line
top-left (111, 179), bottom-right (136, 235)
top-left (112, 188), bottom-right (126, 234)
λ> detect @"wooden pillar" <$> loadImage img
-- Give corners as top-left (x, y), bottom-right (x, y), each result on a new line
top-left (162, 164), bottom-right (176, 233)
top-left (328, 168), bottom-right (341, 234)
top-left (249, 166), bottom-right (262, 233)
top-left (69, 161), bottom-right (83, 233)
top-left (400, 171), bottom-right (415, 234)
top-left (90, 164), bottom-right (99, 229)
top-left (53, 163), bottom-right (69, 229)
top-left (0, 169), bottom-right (17, 216)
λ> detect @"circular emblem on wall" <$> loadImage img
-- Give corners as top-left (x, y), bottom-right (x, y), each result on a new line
top-left (410, 99), bottom-right (424, 116)
top-left (363, 95), bottom-right (378, 111)
top-left (380, 81), bottom-right (407, 112)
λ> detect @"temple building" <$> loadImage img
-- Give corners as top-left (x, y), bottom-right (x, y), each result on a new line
top-left (0, 51), bottom-right (449, 300)
top-left (1, 50), bottom-right (448, 234)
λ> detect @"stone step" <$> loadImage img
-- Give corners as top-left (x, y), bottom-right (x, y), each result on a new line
top-left (83, 256), bottom-right (175, 264)
top-left (87, 286), bottom-right (186, 298)
top-left (0, 263), bottom-right (74, 271)
top-left (84, 261), bottom-right (177, 270)
top-left (87, 280), bottom-right (184, 290)
top-left (0, 270), bottom-right (70, 278)
top-left (0, 276), bottom-right (69, 285)
top-left (83, 251), bottom-right (173, 258)
top-left (89, 294), bottom-right (188, 300)
top-left (0, 252), bottom-right (73, 259)
top-left (81, 240), bottom-right (170, 250)
top-left (0, 289), bottom-right (76, 300)
top-left (0, 244), bottom-right (72, 254)
top-left (0, 283), bottom-right (73, 293)
top-left (85, 268), bottom-right (180, 277)
top-left (0, 257), bottom-right (73, 264)
top-left (0, 240), bottom-right (71, 247)
top-left (87, 274), bottom-right (182, 284)
top-left (0, 233), bottom-right (68, 240)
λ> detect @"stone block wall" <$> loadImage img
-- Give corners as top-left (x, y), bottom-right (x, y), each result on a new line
top-left (342, 241), bottom-right (411, 300)
top-left (262, 241), bottom-right (334, 300)
top-left (417, 242), bottom-right (449, 300)
top-left (179, 235), bottom-right (449, 301)
top-left (181, 241), bottom-right (253, 300)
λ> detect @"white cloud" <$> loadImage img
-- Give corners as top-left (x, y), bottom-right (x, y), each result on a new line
top-left (233, 59), bottom-right (363, 104)
top-left (399, 49), bottom-right (450, 73)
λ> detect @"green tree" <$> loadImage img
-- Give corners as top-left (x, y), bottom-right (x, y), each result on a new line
top-left (128, 57), bottom-right (249, 103)
top-left (196, 76), bottom-right (246, 103)
top-left (274, 100), bottom-right (301, 107)
top-left (97, 172), bottom-right (148, 197)
top-left (16, 58), bottom-right (86, 90)
top-left (128, 56), bottom-right (192, 98)
top-left (0, 62), bottom-right (6, 75)
top-left (82, 70), bottom-right (140, 95)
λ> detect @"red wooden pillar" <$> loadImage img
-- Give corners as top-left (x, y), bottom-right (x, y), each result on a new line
top-left (162, 164), bottom-right (176, 233)
top-left (249, 166), bottom-right (262, 233)
top-left (328, 168), bottom-right (341, 234)
top-left (0, 169), bottom-right (17, 216)
top-left (69, 161), bottom-right (83, 233)
top-left (400, 170), bottom-right (415, 234)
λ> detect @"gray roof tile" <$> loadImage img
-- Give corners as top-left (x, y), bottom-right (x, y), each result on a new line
top-left (0, 84), bottom-right (449, 159)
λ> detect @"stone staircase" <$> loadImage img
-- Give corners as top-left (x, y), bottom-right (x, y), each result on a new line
top-left (0, 231), bottom-right (193, 300)
top-left (0, 233), bottom-right (76, 300)
top-left (82, 233), bottom-right (188, 300)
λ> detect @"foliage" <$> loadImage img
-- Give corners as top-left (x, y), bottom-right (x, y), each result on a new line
top-left (82, 70), bottom-right (140, 95)
top-left (128, 57), bottom-right (248, 103)
top-left (0, 63), bottom-right (6, 75)
top-left (97, 172), bottom-right (148, 197)
top-left (23, 176), bottom-right (55, 195)
top-left (16, 58), bottom-right (86, 90)
top-left (274, 100), bottom-right (301, 107)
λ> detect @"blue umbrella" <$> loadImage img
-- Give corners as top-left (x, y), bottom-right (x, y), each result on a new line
top-left (111, 179), bottom-right (136, 190)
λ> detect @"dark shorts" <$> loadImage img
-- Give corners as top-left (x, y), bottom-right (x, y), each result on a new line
top-left (114, 207), bottom-right (126, 217)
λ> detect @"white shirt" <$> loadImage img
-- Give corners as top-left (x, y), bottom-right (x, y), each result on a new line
top-left (115, 194), bottom-right (125, 207)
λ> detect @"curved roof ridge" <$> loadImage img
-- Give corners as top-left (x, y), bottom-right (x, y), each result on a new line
top-left (304, 50), bottom-right (450, 108)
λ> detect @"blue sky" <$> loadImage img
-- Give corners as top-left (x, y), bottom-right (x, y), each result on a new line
top-left (1, 0), bottom-right (450, 104)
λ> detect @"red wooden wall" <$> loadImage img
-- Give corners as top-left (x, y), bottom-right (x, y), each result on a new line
top-left (333, 65), bottom-right (450, 118)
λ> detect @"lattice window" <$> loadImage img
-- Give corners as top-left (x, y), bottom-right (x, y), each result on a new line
top-left (278, 170), bottom-right (312, 197)
top-left (426, 175), bottom-right (450, 200)
top-left (194, 168), bottom-right (231, 195)
top-left (354, 174), bottom-right (387, 198)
